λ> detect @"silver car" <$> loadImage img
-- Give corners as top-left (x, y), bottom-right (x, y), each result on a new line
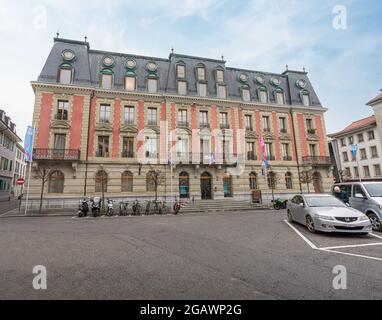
top-left (287, 194), bottom-right (372, 234)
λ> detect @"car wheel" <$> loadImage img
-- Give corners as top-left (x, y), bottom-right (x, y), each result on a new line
top-left (368, 213), bottom-right (382, 232)
top-left (306, 216), bottom-right (315, 233)
top-left (287, 210), bottom-right (294, 223)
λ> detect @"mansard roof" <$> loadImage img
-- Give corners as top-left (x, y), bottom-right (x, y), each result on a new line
top-left (37, 37), bottom-right (323, 107)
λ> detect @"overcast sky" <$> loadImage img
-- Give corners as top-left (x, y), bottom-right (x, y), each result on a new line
top-left (1, 0), bottom-right (381, 142)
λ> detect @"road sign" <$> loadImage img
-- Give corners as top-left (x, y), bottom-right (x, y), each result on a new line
top-left (16, 178), bottom-right (25, 185)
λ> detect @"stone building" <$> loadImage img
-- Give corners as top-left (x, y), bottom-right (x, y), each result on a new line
top-left (13, 143), bottom-right (27, 198)
top-left (28, 37), bottom-right (332, 207)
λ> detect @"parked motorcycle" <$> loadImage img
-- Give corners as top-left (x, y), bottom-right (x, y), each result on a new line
top-left (91, 197), bottom-right (101, 217)
top-left (273, 198), bottom-right (288, 210)
top-left (77, 198), bottom-right (89, 217)
top-left (173, 200), bottom-right (181, 215)
top-left (132, 199), bottom-right (141, 216)
top-left (106, 198), bottom-right (114, 216)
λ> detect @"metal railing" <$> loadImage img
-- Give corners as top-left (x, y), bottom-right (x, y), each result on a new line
top-left (283, 156), bottom-right (293, 161)
top-left (177, 121), bottom-right (189, 128)
top-left (121, 151), bottom-right (134, 158)
top-left (220, 123), bottom-right (230, 129)
top-left (96, 151), bottom-right (110, 158)
top-left (200, 123), bottom-right (210, 129)
top-left (33, 149), bottom-right (80, 161)
top-left (302, 156), bottom-right (331, 165)
top-left (247, 152), bottom-right (258, 161)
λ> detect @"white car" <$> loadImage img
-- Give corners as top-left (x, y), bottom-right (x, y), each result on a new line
top-left (287, 194), bottom-right (372, 234)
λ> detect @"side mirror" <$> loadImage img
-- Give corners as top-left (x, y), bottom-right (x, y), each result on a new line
top-left (299, 203), bottom-right (305, 208)
top-left (355, 193), bottom-right (366, 199)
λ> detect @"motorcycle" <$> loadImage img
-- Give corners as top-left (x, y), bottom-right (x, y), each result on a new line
top-left (77, 198), bottom-right (89, 217)
top-left (106, 198), bottom-right (114, 216)
top-left (91, 197), bottom-right (101, 217)
top-left (273, 198), bottom-right (288, 210)
top-left (132, 199), bottom-right (141, 216)
top-left (119, 201), bottom-right (129, 216)
top-left (173, 200), bottom-right (181, 215)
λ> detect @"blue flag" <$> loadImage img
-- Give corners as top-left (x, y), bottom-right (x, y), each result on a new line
top-left (352, 144), bottom-right (358, 159)
top-left (24, 126), bottom-right (35, 162)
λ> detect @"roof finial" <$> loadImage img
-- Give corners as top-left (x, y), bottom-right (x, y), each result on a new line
top-left (84, 35), bottom-right (88, 42)
top-left (286, 64), bottom-right (289, 71)
top-left (56, 31), bottom-right (60, 38)
top-left (221, 54), bottom-right (224, 61)
top-left (171, 47), bottom-right (174, 54)
top-left (303, 66), bottom-right (306, 72)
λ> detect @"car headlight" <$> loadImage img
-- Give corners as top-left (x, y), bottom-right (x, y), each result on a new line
top-left (359, 215), bottom-right (370, 221)
top-left (316, 215), bottom-right (335, 221)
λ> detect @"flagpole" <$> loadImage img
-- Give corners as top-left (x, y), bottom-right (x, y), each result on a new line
top-left (24, 126), bottom-right (35, 216)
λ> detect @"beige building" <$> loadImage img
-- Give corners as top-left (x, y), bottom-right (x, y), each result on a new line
top-left (26, 37), bottom-right (333, 208)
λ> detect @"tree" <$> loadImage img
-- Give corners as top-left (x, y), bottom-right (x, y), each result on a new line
top-left (299, 169), bottom-right (313, 194)
top-left (147, 170), bottom-right (165, 202)
top-left (33, 165), bottom-right (53, 214)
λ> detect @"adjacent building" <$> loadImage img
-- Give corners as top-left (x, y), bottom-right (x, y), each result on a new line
top-left (0, 109), bottom-right (22, 201)
top-left (13, 143), bottom-right (27, 197)
top-left (329, 115), bottom-right (382, 182)
top-left (28, 37), bottom-right (332, 207)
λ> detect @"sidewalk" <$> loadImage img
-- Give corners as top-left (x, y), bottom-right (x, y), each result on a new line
top-left (0, 208), bottom-right (75, 218)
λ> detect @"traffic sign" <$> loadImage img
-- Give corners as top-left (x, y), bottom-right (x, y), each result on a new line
top-left (16, 178), bottom-right (25, 185)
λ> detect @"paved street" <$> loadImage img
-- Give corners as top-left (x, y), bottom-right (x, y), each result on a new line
top-left (0, 210), bottom-right (381, 299)
top-left (0, 199), bottom-right (20, 216)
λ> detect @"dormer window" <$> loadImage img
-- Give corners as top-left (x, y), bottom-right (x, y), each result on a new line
top-left (59, 64), bottom-right (73, 84)
top-left (100, 69), bottom-right (113, 90)
top-left (125, 75), bottom-right (136, 91)
top-left (148, 78), bottom-right (158, 93)
top-left (242, 86), bottom-right (251, 102)
top-left (197, 66), bottom-right (206, 81)
top-left (176, 64), bottom-right (186, 78)
top-left (217, 84), bottom-right (227, 99)
top-left (198, 83), bottom-right (207, 97)
top-left (216, 69), bottom-right (224, 83)
top-left (178, 81), bottom-right (187, 95)
top-left (275, 90), bottom-right (284, 105)
top-left (258, 87), bottom-right (268, 103)
top-left (302, 92), bottom-right (310, 106)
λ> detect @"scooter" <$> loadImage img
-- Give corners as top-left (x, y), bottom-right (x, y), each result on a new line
top-left (273, 198), bottom-right (288, 210)
top-left (106, 198), bottom-right (114, 216)
top-left (132, 199), bottom-right (141, 216)
top-left (91, 197), bottom-right (101, 217)
top-left (77, 199), bottom-right (89, 217)
top-left (173, 200), bottom-right (181, 215)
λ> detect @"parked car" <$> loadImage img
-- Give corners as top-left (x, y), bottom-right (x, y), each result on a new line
top-left (287, 194), bottom-right (372, 234)
top-left (333, 182), bottom-right (382, 231)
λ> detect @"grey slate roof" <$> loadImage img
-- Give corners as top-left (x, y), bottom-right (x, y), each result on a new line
top-left (37, 38), bottom-right (323, 107)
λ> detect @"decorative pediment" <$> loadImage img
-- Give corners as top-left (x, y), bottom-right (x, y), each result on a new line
top-left (279, 133), bottom-right (291, 141)
top-left (263, 132), bottom-right (274, 140)
top-left (120, 124), bottom-right (138, 133)
top-left (147, 125), bottom-right (160, 134)
top-left (50, 120), bottom-right (71, 130)
top-left (307, 133), bottom-right (319, 141)
top-left (245, 130), bottom-right (258, 139)
top-left (95, 124), bottom-right (113, 132)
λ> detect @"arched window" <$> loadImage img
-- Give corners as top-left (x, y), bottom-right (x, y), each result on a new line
top-left (300, 90), bottom-right (310, 106)
top-left (241, 85), bottom-right (251, 102)
top-left (258, 86), bottom-right (268, 104)
top-left (285, 172), bottom-right (293, 190)
top-left (274, 88), bottom-right (284, 105)
top-left (58, 63), bottom-right (73, 84)
top-left (249, 172), bottom-right (258, 190)
top-left (179, 171), bottom-right (189, 198)
top-left (95, 170), bottom-right (108, 193)
top-left (125, 72), bottom-right (136, 91)
top-left (267, 171), bottom-right (276, 189)
top-left (48, 170), bottom-right (64, 193)
top-left (176, 61), bottom-right (186, 79)
top-left (121, 171), bottom-right (133, 192)
top-left (100, 69), bottom-right (113, 89)
top-left (146, 170), bottom-right (156, 192)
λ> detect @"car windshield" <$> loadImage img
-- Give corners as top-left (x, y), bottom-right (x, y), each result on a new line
top-left (305, 196), bottom-right (346, 208)
top-left (364, 183), bottom-right (382, 197)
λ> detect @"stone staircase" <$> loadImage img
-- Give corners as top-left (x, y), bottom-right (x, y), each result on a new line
top-left (179, 199), bottom-right (265, 213)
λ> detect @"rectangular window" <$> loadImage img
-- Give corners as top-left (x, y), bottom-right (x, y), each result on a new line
top-left (197, 67), bottom-right (205, 81)
top-left (101, 74), bottom-right (113, 89)
top-left (147, 78), bottom-right (158, 93)
top-left (220, 112), bottom-right (228, 128)
top-left (370, 146), bottom-right (378, 158)
top-left (178, 109), bottom-right (188, 126)
top-left (354, 166), bottom-right (359, 177)
top-left (54, 134), bottom-right (66, 150)
top-left (259, 90), bottom-right (268, 103)
top-left (147, 108), bottom-right (157, 126)
top-left (342, 151), bottom-right (349, 162)
top-left (363, 166), bottom-right (370, 177)
top-left (357, 133), bottom-right (364, 143)
top-left (302, 94), bottom-right (310, 106)
top-left (374, 164), bottom-right (381, 176)
top-left (146, 137), bottom-right (157, 158)
top-left (245, 115), bottom-right (253, 130)
top-left (198, 83), bottom-right (207, 97)
top-left (348, 136), bottom-right (354, 145)
top-left (279, 117), bottom-right (287, 132)
top-left (262, 116), bottom-right (270, 131)
top-left (177, 137), bottom-right (188, 156)
top-left (306, 119), bottom-right (313, 130)
top-left (340, 138), bottom-right (346, 147)
top-left (122, 137), bottom-right (134, 158)
top-left (124, 106), bottom-right (135, 125)
top-left (345, 167), bottom-right (351, 178)
top-left (59, 69), bottom-right (72, 84)
top-left (216, 70), bottom-right (224, 82)
top-left (200, 111), bottom-right (208, 127)
top-left (242, 88), bottom-right (250, 102)
top-left (368, 130), bottom-right (375, 140)
top-left (360, 148), bottom-right (367, 160)
top-left (9, 160), bottom-right (12, 172)
top-left (178, 81), bottom-right (187, 95)
top-left (217, 85), bottom-right (227, 98)
top-left (3, 158), bottom-right (8, 171)
top-left (246, 142), bottom-right (256, 160)
top-left (57, 100), bottom-right (69, 120)
top-left (309, 144), bottom-right (317, 157)
top-left (125, 76), bottom-right (136, 91)
top-left (97, 136), bottom-right (109, 157)
top-left (99, 104), bottom-right (111, 124)
top-left (265, 143), bottom-right (274, 159)
top-left (177, 65), bottom-right (185, 78)
top-left (276, 92), bottom-right (284, 105)
top-left (282, 143), bottom-right (291, 160)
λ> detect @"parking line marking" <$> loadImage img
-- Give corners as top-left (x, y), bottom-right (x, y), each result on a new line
top-left (283, 220), bottom-right (318, 249)
top-left (319, 242), bottom-right (382, 250)
top-left (370, 233), bottom-right (382, 240)
top-left (320, 249), bottom-right (382, 262)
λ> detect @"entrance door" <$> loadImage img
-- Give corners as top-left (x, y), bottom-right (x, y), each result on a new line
top-left (223, 175), bottom-right (233, 197)
top-left (200, 172), bottom-right (212, 200)
top-left (179, 172), bottom-right (190, 199)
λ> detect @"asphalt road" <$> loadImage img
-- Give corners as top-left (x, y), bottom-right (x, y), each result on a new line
top-left (0, 210), bottom-right (381, 299)
top-left (0, 199), bottom-right (20, 216)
